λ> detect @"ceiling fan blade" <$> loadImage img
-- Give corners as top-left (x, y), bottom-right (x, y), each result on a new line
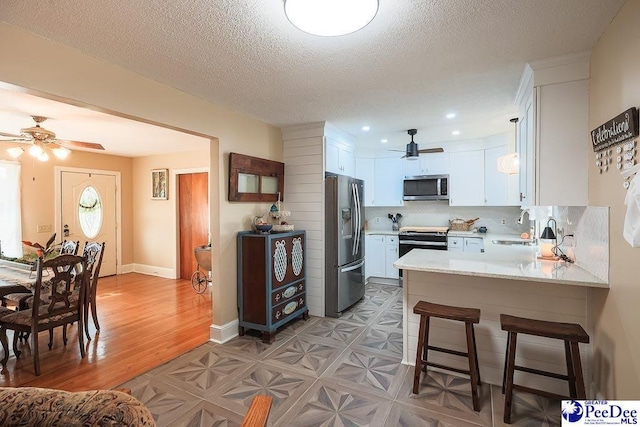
top-left (0, 131), bottom-right (27, 138)
top-left (57, 140), bottom-right (105, 150)
top-left (418, 147), bottom-right (444, 154)
top-left (388, 149), bottom-right (406, 152)
top-left (400, 154), bottom-right (407, 159)
top-left (0, 138), bottom-right (31, 143)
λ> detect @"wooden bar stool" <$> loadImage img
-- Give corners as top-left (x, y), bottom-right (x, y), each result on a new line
top-left (500, 314), bottom-right (589, 424)
top-left (412, 301), bottom-right (482, 411)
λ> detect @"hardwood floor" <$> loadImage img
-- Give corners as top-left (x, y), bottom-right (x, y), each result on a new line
top-left (0, 273), bottom-right (212, 391)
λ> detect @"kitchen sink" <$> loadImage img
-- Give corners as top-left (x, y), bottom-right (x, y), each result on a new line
top-left (491, 239), bottom-right (536, 246)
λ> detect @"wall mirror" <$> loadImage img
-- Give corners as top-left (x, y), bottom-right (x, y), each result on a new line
top-left (229, 152), bottom-right (284, 202)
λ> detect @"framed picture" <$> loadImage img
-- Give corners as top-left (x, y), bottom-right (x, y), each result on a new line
top-left (151, 169), bottom-right (168, 200)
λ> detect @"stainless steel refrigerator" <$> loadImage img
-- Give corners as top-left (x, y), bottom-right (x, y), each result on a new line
top-left (325, 174), bottom-right (365, 317)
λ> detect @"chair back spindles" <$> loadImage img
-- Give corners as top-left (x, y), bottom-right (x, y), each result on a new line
top-left (60, 240), bottom-right (80, 256)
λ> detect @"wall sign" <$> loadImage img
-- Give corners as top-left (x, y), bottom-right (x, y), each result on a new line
top-left (591, 107), bottom-right (639, 152)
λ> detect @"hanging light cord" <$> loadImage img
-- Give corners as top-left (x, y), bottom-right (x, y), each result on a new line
top-left (552, 234), bottom-right (574, 263)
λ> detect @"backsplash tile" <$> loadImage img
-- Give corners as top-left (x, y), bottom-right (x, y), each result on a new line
top-left (553, 206), bottom-right (609, 282)
top-left (364, 202), bottom-right (528, 235)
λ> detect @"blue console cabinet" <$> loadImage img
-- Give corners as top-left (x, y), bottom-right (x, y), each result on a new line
top-left (237, 230), bottom-right (308, 343)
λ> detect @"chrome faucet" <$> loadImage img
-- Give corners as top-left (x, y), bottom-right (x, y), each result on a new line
top-left (517, 208), bottom-right (537, 244)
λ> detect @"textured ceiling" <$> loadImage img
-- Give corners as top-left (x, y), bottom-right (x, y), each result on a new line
top-left (0, 0), bottom-right (627, 154)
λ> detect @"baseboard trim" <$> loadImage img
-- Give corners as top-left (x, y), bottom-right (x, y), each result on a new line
top-left (131, 264), bottom-right (175, 279)
top-left (367, 277), bottom-right (401, 286)
top-left (119, 264), bottom-right (134, 274)
top-left (210, 319), bottom-right (239, 344)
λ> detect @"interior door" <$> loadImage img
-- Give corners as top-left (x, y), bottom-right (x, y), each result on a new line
top-left (61, 171), bottom-right (117, 276)
top-left (178, 172), bottom-right (209, 280)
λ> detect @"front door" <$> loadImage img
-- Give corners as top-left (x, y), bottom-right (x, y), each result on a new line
top-left (61, 171), bottom-right (117, 276)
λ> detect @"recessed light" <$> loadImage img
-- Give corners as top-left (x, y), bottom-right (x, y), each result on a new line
top-left (362, 126), bottom-right (370, 131)
top-left (381, 139), bottom-right (388, 143)
top-left (446, 113), bottom-right (456, 119)
top-left (452, 130), bottom-right (460, 136)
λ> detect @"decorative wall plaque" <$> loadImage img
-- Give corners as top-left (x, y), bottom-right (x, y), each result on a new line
top-left (591, 107), bottom-right (639, 152)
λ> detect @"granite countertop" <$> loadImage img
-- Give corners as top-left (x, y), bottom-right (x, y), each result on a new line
top-left (394, 233), bottom-right (608, 288)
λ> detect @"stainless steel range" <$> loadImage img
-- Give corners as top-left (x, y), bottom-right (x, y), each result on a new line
top-left (398, 226), bottom-right (449, 256)
top-left (398, 226), bottom-right (449, 280)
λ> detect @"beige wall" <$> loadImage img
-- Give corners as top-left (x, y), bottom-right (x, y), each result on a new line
top-left (0, 23), bottom-right (283, 327)
top-left (589, 0), bottom-right (640, 397)
top-left (0, 141), bottom-right (134, 264)
top-left (131, 149), bottom-right (209, 274)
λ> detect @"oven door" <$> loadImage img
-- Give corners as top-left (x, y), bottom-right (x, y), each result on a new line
top-left (398, 235), bottom-right (448, 278)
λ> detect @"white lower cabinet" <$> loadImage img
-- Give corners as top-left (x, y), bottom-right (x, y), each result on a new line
top-left (365, 234), bottom-right (385, 278)
top-left (365, 234), bottom-right (399, 279)
top-left (385, 235), bottom-right (399, 279)
top-left (448, 236), bottom-right (484, 253)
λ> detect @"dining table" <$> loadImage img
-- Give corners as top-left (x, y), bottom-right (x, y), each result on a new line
top-left (0, 263), bottom-right (35, 301)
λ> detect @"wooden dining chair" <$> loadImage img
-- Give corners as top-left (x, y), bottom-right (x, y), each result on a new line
top-left (0, 255), bottom-right (88, 375)
top-left (79, 242), bottom-right (105, 340)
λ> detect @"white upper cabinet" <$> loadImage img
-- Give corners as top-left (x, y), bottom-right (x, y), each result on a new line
top-left (374, 158), bottom-right (404, 206)
top-left (356, 157), bottom-right (404, 207)
top-left (449, 150), bottom-right (485, 206)
top-left (326, 137), bottom-right (355, 176)
top-left (515, 53), bottom-right (590, 206)
top-left (355, 158), bottom-right (375, 206)
top-left (403, 153), bottom-right (449, 177)
top-left (484, 145), bottom-right (509, 205)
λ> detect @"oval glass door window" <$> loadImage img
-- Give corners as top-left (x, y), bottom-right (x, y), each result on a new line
top-left (78, 186), bottom-right (102, 239)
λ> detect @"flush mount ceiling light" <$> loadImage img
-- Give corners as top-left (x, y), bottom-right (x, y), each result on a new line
top-left (284, 0), bottom-right (379, 36)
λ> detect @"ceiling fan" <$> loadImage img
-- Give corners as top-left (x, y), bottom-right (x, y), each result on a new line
top-left (0, 116), bottom-right (105, 161)
top-left (390, 129), bottom-right (444, 160)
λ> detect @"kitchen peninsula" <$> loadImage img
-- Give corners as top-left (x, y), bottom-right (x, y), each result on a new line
top-left (394, 238), bottom-right (608, 396)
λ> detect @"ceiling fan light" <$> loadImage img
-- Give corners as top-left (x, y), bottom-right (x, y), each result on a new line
top-left (29, 144), bottom-right (44, 157)
top-left (52, 146), bottom-right (71, 160)
top-left (37, 151), bottom-right (49, 162)
top-left (284, 0), bottom-right (378, 36)
top-left (406, 141), bottom-right (419, 160)
top-left (6, 147), bottom-right (24, 159)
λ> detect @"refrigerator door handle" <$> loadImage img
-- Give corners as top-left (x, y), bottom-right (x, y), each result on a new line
top-left (340, 260), bottom-right (365, 273)
top-left (351, 183), bottom-right (357, 256)
top-left (353, 184), bottom-right (362, 254)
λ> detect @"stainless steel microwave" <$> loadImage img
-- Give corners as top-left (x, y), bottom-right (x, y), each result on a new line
top-left (403, 174), bottom-right (449, 201)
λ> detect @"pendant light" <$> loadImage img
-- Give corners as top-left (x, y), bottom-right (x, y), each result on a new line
top-left (497, 118), bottom-right (520, 174)
top-left (284, 0), bottom-right (379, 37)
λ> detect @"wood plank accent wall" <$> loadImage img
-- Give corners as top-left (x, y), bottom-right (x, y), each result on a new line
top-left (283, 124), bottom-right (325, 316)
top-left (403, 270), bottom-right (590, 396)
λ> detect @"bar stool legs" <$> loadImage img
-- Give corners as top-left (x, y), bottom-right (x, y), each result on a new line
top-left (500, 314), bottom-right (589, 424)
top-left (465, 322), bottom-right (481, 411)
top-left (412, 301), bottom-right (482, 412)
top-left (412, 314), bottom-right (429, 394)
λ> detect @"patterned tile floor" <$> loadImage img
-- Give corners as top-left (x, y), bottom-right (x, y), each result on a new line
top-left (120, 283), bottom-right (562, 426)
